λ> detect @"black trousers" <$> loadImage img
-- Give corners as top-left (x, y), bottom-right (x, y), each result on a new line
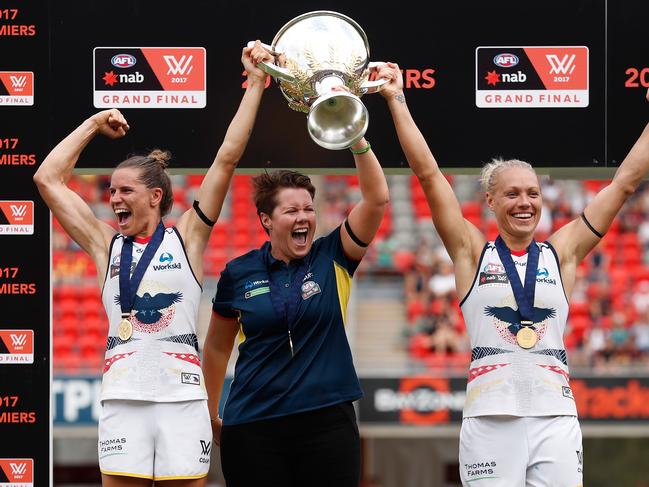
top-left (220, 402), bottom-right (361, 487)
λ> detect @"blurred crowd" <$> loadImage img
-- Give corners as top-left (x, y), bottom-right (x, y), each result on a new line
top-left (397, 177), bottom-right (649, 372)
top-left (52, 174), bottom-right (649, 373)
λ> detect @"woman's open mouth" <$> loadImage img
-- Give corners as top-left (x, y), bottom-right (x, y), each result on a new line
top-left (115, 208), bottom-right (132, 228)
top-left (292, 228), bottom-right (308, 245)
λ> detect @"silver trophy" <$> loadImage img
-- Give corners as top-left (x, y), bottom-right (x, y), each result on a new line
top-left (250, 11), bottom-right (387, 150)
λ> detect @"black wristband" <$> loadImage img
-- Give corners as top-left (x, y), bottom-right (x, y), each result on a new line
top-left (344, 219), bottom-right (369, 248)
top-left (580, 212), bottom-right (604, 239)
top-left (193, 200), bottom-right (216, 227)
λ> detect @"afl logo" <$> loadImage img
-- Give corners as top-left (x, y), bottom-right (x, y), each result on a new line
top-left (493, 53), bottom-right (519, 68)
top-left (111, 54), bottom-right (137, 68)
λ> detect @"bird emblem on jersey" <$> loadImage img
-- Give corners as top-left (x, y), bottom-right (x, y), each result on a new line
top-left (115, 292), bottom-right (183, 324)
top-left (484, 305), bottom-right (556, 336)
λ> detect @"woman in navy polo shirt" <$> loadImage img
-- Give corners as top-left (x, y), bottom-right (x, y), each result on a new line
top-left (203, 133), bottom-right (389, 486)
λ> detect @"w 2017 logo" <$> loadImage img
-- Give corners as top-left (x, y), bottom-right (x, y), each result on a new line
top-left (0, 72), bottom-right (34, 105)
top-left (0, 200), bottom-right (34, 235)
top-left (9, 333), bottom-right (27, 348)
top-left (163, 55), bottom-right (193, 75)
top-left (546, 54), bottom-right (577, 75)
top-left (0, 330), bottom-right (34, 363)
top-left (0, 458), bottom-right (33, 486)
top-left (9, 75), bottom-right (27, 90)
top-left (9, 204), bottom-right (28, 219)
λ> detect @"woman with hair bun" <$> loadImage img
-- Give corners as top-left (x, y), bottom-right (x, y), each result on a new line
top-left (34, 41), bottom-right (271, 487)
top-left (378, 61), bottom-right (649, 486)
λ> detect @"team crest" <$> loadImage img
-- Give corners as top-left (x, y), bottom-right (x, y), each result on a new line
top-left (114, 281), bottom-right (182, 333)
top-left (483, 296), bottom-right (555, 346)
top-left (301, 280), bottom-right (321, 300)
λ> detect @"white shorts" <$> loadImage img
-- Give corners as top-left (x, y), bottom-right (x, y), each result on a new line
top-left (98, 399), bottom-right (212, 481)
top-left (459, 415), bottom-right (583, 487)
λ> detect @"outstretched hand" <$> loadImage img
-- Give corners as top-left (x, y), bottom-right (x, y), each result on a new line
top-left (89, 109), bottom-right (129, 139)
top-left (377, 62), bottom-right (404, 101)
top-left (242, 40), bottom-right (271, 84)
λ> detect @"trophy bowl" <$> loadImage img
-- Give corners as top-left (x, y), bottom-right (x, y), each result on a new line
top-left (252, 11), bottom-right (386, 150)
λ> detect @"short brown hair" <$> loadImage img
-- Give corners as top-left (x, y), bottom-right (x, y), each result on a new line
top-left (116, 149), bottom-right (174, 217)
top-left (252, 170), bottom-right (316, 233)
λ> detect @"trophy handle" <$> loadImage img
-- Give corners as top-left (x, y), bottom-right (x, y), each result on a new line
top-left (359, 62), bottom-right (390, 94)
top-left (246, 40), bottom-right (295, 83)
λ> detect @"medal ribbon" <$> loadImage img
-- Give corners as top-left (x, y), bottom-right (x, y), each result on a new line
top-left (494, 236), bottom-right (540, 335)
top-left (119, 221), bottom-right (166, 318)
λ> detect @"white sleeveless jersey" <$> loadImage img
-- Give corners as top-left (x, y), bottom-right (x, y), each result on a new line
top-left (100, 227), bottom-right (207, 402)
top-left (460, 241), bottom-right (577, 417)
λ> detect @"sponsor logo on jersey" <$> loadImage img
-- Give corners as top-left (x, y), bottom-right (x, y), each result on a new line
top-left (99, 438), bottom-right (127, 458)
top-left (109, 254), bottom-right (137, 278)
top-left (562, 385), bottom-right (574, 400)
top-left (301, 280), bottom-right (321, 300)
top-left (244, 279), bottom-right (270, 299)
top-left (478, 272), bottom-right (509, 287)
top-left (463, 460), bottom-right (498, 479)
top-left (153, 252), bottom-right (181, 271)
top-left (181, 372), bottom-right (200, 385)
top-left (199, 440), bottom-right (211, 463)
top-left (536, 267), bottom-right (557, 285)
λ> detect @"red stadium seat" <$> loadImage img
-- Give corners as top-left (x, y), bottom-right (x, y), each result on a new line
top-left (407, 299), bottom-right (426, 322)
top-left (392, 251), bottom-right (415, 273)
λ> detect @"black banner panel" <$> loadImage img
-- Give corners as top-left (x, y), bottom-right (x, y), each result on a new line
top-left (44, 0), bottom-right (647, 170)
top-left (0, 2), bottom-right (50, 487)
top-left (607, 2), bottom-right (649, 166)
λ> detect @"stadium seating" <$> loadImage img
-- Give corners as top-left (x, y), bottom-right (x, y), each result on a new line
top-left (51, 174), bottom-right (649, 373)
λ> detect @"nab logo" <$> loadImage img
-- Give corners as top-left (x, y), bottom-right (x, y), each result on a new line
top-left (493, 53), bottom-right (519, 68)
top-left (111, 54), bottom-right (137, 68)
top-left (546, 54), bottom-right (577, 75)
top-left (200, 440), bottom-right (212, 456)
top-left (9, 75), bottom-right (27, 91)
top-left (159, 252), bottom-right (173, 263)
top-left (164, 55), bottom-right (193, 75)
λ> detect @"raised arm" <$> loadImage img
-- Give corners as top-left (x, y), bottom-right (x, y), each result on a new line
top-left (33, 109), bottom-right (128, 275)
top-left (379, 63), bottom-right (485, 295)
top-left (549, 90), bottom-right (649, 289)
top-left (177, 41), bottom-right (270, 269)
top-left (341, 134), bottom-right (390, 261)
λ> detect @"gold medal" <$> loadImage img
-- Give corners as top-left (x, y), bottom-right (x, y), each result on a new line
top-left (516, 327), bottom-right (537, 349)
top-left (118, 318), bottom-right (133, 341)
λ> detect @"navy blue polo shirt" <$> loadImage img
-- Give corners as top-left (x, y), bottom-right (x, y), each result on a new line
top-left (212, 225), bottom-right (363, 425)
